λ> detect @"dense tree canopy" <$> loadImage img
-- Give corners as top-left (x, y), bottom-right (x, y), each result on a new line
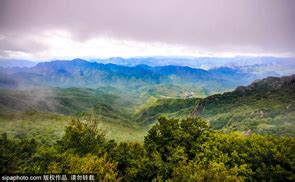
top-left (1, 117), bottom-right (294, 181)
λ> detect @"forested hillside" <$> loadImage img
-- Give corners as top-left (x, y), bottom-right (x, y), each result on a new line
top-left (0, 74), bottom-right (295, 144)
top-left (193, 74), bottom-right (295, 135)
top-left (136, 74), bottom-right (295, 135)
top-left (0, 88), bottom-right (147, 142)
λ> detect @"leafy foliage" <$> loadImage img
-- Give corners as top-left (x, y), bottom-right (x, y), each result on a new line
top-left (1, 117), bottom-right (294, 181)
top-left (0, 72), bottom-right (294, 181)
top-left (57, 119), bottom-right (106, 155)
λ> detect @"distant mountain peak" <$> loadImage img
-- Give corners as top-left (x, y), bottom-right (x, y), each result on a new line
top-left (72, 58), bottom-right (88, 62)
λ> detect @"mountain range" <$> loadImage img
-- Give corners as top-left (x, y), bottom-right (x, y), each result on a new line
top-left (2, 58), bottom-right (293, 98)
top-left (0, 58), bottom-right (294, 142)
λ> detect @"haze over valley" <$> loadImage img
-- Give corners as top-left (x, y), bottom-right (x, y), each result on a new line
top-left (1, 57), bottom-right (294, 139)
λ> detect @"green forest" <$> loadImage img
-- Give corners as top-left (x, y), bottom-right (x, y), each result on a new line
top-left (0, 68), bottom-right (294, 181)
top-left (1, 117), bottom-right (294, 181)
top-left (1, 0), bottom-right (295, 180)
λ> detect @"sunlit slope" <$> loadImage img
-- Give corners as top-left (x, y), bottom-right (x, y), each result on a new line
top-left (135, 98), bottom-right (200, 125)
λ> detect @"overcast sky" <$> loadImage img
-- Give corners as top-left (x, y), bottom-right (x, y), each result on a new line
top-left (0, 0), bottom-right (294, 60)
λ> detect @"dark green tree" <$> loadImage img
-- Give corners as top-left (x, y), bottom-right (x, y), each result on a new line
top-left (57, 119), bottom-right (106, 155)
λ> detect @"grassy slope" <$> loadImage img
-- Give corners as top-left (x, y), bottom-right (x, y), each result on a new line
top-left (0, 111), bottom-right (147, 143)
top-left (0, 111), bottom-right (69, 144)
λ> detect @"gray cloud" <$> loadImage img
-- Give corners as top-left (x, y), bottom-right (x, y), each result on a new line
top-left (0, 33), bottom-right (47, 54)
top-left (0, 0), bottom-right (294, 58)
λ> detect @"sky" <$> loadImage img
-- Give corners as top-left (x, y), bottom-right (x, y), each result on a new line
top-left (0, 0), bottom-right (294, 61)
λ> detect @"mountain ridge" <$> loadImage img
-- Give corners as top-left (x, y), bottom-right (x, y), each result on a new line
top-left (0, 59), bottom-right (254, 96)
top-left (191, 74), bottom-right (295, 135)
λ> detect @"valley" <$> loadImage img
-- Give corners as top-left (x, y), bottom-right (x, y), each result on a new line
top-left (0, 59), bottom-right (294, 181)
top-left (1, 1), bottom-right (294, 180)
top-left (0, 60), bottom-right (294, 143)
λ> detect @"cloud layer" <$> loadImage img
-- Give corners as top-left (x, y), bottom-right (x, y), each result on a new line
top-left (0, 0), bottom-right (294, 60)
